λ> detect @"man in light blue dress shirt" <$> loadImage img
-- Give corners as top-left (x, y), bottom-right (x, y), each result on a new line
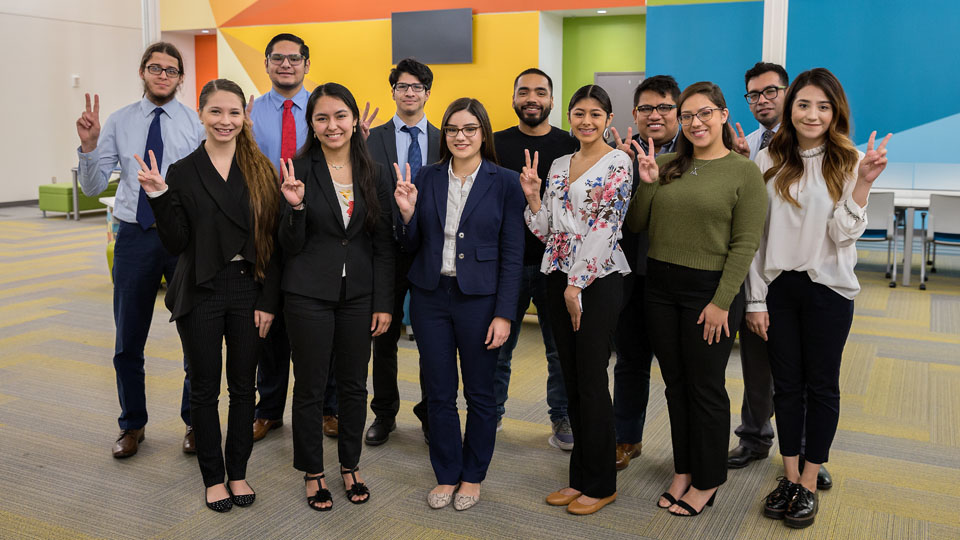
top-left (75, 42), bottom-right (204, 458)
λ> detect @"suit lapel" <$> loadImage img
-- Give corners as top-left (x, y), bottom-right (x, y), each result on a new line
top-left (382, 125), bottom-right (399, 172)
top-left (458, 160), bottom-right (494, 227)
top-left (196, 145), bottom-right (248, 231)
top-left (426, 122), bottom-right (441, 164)
top-left (431, 163), bottom-right (448, 229)
top-left (310, 151), bottom-right (346, 232)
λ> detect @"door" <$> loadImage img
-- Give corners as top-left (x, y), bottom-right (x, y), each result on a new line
top-left (594, 71), bottom-right (644, 143)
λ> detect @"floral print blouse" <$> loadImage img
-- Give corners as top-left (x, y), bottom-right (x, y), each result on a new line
top-left (525, 149), bottom-right (633, 288)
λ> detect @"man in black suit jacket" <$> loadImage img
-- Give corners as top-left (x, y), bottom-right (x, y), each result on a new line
top-left (362, 58), bottom-right (441, 446)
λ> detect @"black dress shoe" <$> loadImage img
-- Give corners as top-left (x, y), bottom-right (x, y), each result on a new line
top-left (364, 417), bottom-right (396, 446)
top-left (763, 477), bottom-right (798, 519)
top-left (727, 445), bottom-right (769, 469)
top-left (784, 484), bottom-right (818, 528)
top-left (817, 465), bottom-right (832, 490)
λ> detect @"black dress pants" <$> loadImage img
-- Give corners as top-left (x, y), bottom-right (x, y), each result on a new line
top-left (176, 261), bottom-right (260, 487)
top-left (766, 271), bottom-right (853, 464)
top-left (645, 259), bottom-right (744, 490)
top-left (546, 271), bottom-right (622, 499)
top-left (285, 281), bottom-right (372, 473)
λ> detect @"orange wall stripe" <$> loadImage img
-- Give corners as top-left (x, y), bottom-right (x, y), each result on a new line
top-left (223, 0), bottom-right (644, 27)
top-left (194, 34), bottom-right (218, 108)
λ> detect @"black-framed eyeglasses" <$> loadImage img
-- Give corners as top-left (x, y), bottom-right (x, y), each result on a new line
top-left (744, 85), bottom-right (787, 104)
top-left (636, 104), bottom-right (677, 116)
top-left (679, 108), bottom-right (724, 125)
top-left (146, 64), bottom-right (181, 78)
top-left (268, 53), bottom-right (305, 66)
top-left (443, 125), bottom-right (480, 138)
top-left (394, 82), bottom-right (426, 94)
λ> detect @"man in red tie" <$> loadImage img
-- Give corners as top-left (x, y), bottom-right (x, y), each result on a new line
top-left (249, 33), bottom-right (340, 442)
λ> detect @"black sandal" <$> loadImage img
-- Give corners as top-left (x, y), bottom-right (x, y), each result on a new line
top-left (304, 473), bottom-right (333, 511)
top-left (657, 492), bottom-right (677, 509)
top-left (341, 466), bottom-right (370, 504)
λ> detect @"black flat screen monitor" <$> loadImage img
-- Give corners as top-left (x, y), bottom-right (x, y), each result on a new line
top-left (392, 8), bottom-right (473, 64)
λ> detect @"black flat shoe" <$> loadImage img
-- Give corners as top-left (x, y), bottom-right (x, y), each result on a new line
top-left (364, 417), bottom-right (397, 446)
top-left (784, 484), bottom-right (818, 528)
top-left (304, 473), bottom-right (332, 511)
top-left (763, 477), bottom-right (798, 519)
top-left (341, 466), bottom-right (370, 504)
top-left (229, 481), bottom-right (256, 507)
top-left (669, 491), bottom-right (716, 517)
top-left (817, 465), bottom-right (833, 490)
top-left (204, 487), bottom-right (233, 513)
top-left (727, 445), bottom-right (769, 469)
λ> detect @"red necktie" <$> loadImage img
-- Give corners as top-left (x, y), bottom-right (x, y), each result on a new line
top-left (281, 100), bottom-right (296, 161)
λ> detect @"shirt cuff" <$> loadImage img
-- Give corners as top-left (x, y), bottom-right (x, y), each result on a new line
top-left (146, 188), bottom-right (168, 198)
top-left (841, 198), bottom-right (867, 222)
top-left (745, 300), bottom-right (768, 313)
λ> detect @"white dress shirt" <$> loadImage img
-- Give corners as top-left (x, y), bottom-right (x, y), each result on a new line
top-left (746, 122), bottom-right (780, 160)
top-left (441, 160), bottom-right (481, 276)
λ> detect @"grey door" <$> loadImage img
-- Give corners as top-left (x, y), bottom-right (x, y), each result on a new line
top-left (594, 72), bottom-right (644, 143)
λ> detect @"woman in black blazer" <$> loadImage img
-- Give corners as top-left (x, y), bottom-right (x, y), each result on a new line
top-left (136, 79), bottom-right (281, 512)
top-left (278, 83), bottom-right (394, 510)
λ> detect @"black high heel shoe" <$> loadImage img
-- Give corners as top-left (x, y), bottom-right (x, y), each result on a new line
top-left (304, 473), bottom-right (333, 511)
top-left (669, 490), bottom-right (717, 517)
top-left (228, 480), bottom-right (256, 507)
top-left (204, 486), bottom-right (233, 513)
top-left (341, 466), bottom-right (370, 504)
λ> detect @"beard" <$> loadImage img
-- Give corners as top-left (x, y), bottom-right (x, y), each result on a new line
top-left (514, 102), bottom-right (552, 128)
top-left (143, 80), bottom-right (177, 104)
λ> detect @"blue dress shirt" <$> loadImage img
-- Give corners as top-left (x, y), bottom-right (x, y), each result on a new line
top-left (393, 114), bottom-right (429, 171)
top-left (251, 87), bottom-right (310, 173)
top-left (77, 97), bottom-right (204, 224)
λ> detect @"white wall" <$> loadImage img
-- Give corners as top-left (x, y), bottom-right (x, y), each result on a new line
top-left (538, 12), bottom-right (564, 128)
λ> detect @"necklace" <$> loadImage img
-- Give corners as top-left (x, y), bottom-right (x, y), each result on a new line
top-left (690, 158), bottom-right (715, 176)
top-left (328, 162), bottom-right (346, 171)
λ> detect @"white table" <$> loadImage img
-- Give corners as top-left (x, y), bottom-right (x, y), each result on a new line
top-left (876, 189), bottom-right (960, 286)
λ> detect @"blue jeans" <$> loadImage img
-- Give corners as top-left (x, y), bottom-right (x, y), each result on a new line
top-left (613, 274), bottom-right (654, 444)
top-left (112, 221), bottom-right (190, 429)
top-left (494, 264), bottom-right (568, 423)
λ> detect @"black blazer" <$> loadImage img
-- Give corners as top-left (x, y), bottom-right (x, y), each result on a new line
top-left (148, 144), bottom-right (281, 321)
top-left (278, 146), bottom-right (395, 314)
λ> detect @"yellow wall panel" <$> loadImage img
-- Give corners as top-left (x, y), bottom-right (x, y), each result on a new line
top-left (159, 0), bottom-right (216, 31)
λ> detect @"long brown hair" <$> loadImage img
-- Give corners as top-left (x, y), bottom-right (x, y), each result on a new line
top-left (198, 79), bottom-right (280, 281)
top-left (438, 98), bottom-right (498, 165)
top-left (763, 68), bottom-right (858, 207)
top-left (297, 83), bottom-right (380, 232)
top-left (659, 82), bottom-right (733, 184)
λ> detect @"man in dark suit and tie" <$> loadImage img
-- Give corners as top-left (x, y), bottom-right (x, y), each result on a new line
top-left (363, 58), bottom-right (441, 446)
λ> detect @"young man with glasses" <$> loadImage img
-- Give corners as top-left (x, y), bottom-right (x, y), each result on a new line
top-left (491, 68), bottom-right (578, 449)
top-left (733, 62), bottom-right (789, 159)
top-left (608, 75), bottom-right (681, 470)
top-left (363, 58), bottom-right (440, 446)
top-left (248, 33), bottom-right (341, 443)
top-left (75, 42), bottom-right (204, 458)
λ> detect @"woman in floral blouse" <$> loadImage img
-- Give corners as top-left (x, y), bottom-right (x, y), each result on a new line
top-left (521, 84), bottom-right (632, 516)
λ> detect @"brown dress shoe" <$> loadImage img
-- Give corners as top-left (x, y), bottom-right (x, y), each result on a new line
top-left (112, 428), bottom-right (145, 458)
top-left (183, 426), bottom-right (196, 454)
top-left (615, 443), bottom-right (641, 471)
top-left (252, 418), bottom-right (283, 442)
top-left (567, 493), bottom-right (617, 515)
top-left (323, 415), bottom-right (339, 438)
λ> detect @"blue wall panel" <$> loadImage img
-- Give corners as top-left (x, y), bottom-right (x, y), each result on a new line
top-left (645, 2), bottom-right (763, 136)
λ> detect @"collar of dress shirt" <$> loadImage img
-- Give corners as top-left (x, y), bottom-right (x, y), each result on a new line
top-left (393, 113), bottom-right (429, 134)
top-left (267, 87), bottom-right (309, 111)
top-left (447, 159), bottom-right (482, 183)
top-left (139, 96), bottom-right (177, 118)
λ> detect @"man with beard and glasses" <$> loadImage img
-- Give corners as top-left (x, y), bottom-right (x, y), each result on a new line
top-left (492, 68), bottom-right (578, 449)
top-left (608, 75), bottom-right (681, 471)
top-left (248, 33), bottom-right (340, 443)
top-left (75, 42), bottom-right (204, 458)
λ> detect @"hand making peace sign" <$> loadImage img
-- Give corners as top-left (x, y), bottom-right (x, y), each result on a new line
top-left (630, 137), bottom-right (660, 184)
top-left (519, 149), bottom-right (544, 214)
top-left (77, 93), bottom-right (101, 153)
top-left (134, 150), bottom-right (166, 192)
top-left (359, 101), bottom-right (380, 141)
top-left (280, 158), bottom-right (305, 208)
top-left (245, 94), bottom-right (255, 128)
top-left (610, 126), bottom-right (636, 160)
top-left (732, 122), bottom-right (750, 157)
top-left (393, 163), bottom-right (417, 223)
top-left (857, 130), bottom-right (892, 185)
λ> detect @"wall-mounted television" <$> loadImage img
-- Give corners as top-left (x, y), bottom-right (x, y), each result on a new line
top-left (392, 8), bottom-right (473, 64)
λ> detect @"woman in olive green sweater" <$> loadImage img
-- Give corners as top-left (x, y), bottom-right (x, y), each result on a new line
top-left (626, 81), bottom-right (767, 517)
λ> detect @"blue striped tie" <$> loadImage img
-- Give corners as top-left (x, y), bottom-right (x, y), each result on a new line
top-left (401, 125), bottom-right (422, 180)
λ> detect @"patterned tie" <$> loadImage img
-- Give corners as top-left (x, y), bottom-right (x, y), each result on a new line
top-left (281, 100), bottom-right (296, 161)
top-left (136, 107), bottom-right (164, 230)
top-left (401, 125), bottom-right (422, 180)
top-left (759, 129), bottom-right (774, 150)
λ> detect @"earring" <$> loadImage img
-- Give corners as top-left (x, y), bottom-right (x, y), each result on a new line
top-left (603, 128), bottom-right (611, 140)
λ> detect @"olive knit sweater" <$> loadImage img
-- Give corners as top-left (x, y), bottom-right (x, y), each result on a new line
top-left (625, 150), bottom-right (767, 309)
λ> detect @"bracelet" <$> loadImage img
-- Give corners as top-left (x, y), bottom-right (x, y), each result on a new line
top-left (291, 200), bottom-right (305, 211)
top-left (842, 200), bottom-right (864, 222)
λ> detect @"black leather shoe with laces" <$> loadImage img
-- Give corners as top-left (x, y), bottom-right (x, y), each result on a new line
top-left (763, 477), bottom-right (798, 519)
top-left (784, 484), bottom-right (818, 529)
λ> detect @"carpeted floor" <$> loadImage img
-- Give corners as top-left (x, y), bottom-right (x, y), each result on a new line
top-left (1, 205), bottom-right (958, 539)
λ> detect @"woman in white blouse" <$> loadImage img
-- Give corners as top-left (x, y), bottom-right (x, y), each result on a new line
top-left (521, 84), bottom-right (632, 516)
top-left (744, 68), bottom-right (890, 529)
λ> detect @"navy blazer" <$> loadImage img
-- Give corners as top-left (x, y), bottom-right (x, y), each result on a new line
top-left (398, 159), bottom-right (525, 321)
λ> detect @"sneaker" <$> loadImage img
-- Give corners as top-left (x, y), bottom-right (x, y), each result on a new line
top-left (548, 417), bottom-right (574, 451)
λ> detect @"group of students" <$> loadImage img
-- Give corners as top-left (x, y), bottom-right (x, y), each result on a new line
top-left (76, 32), bottom-right (889, 528)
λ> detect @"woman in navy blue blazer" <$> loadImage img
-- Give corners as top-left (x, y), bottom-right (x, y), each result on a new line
top-left (395, 97), bottom-right (525, 511)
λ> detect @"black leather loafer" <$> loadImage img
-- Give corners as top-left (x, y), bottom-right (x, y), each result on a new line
top-left (817, 464), bottom-right (833, 490)
top-left (727, 445), bottom-right (769, 469)
top-left (364, 417), bottom-right (396, 446)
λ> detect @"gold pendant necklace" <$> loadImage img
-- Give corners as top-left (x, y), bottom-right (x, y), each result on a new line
top-left (329, 163), bottom-right (346, 171)
top-left (690, 159), bottom-right (714, 176)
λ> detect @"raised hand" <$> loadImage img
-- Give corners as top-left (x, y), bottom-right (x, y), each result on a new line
top-left (610, 126), bottom-right (636, 160)
top-left (393, 163), bottom-right (417, 223)
top-left (630, 137), bottom-right (660, 184)
top-left (245, 94), bottom-right (255, 128)
top-left (857, 131), bottom-right (892, 184)
top-left (519, 149), bottom-right (542, 202)
top-left (77, 93), bottom-right (101, 153)
top-left (134, 150), bottom-right (166, 192)
top-left (280, 158), bottom-right (305, 207)
top-left (359, 101), bottom-right (379, 141)
top-left (732, 122), bottom-right (750, 157)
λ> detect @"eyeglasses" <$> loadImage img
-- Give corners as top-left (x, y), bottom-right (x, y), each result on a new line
top-left (145, 64), bottom-right (181, 78)
top-left (443, 125), bottom-right (480, 138)
top-left (394, 82), bottom-right (426, 94)
top-left (268, 53), bottom-right (305, 66)
top-left (679, 108), bottom-right (724, 125)
top-left (744, 85), bottom-right (787, 104)
top-left (636, 104), bottom-right (677, 116)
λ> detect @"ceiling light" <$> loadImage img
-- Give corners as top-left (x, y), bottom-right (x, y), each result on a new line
top-left (597, 10), bottom-right (607, 14)
top-left (201, 29), bottom-right (210, 34)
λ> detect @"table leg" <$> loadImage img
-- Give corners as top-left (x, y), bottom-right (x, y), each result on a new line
top-left (72, 169), bottom-right (80, 221)
top-left (902, 207), bottom-right (914, 286)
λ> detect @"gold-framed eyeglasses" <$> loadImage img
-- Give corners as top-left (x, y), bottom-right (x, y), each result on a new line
top-left (679, 108), bottom-right (724, 125)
